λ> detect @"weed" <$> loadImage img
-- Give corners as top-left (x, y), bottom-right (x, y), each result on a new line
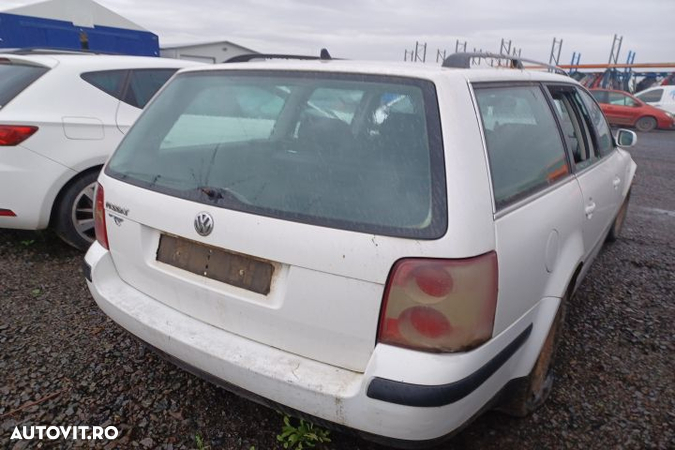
top-left (20, 239), bottom-right (35, 247)
top-left (195, 433), bottom-right (209, 450)
top-left (277, 415), bottom-right (331, 450)
top-left (31, 288), bottom-right (42, 297)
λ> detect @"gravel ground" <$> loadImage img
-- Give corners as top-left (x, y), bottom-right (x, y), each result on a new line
top-left (1, 131), bottom-right (674, 450)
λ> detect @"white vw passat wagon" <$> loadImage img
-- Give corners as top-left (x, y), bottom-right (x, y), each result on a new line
top-left (0, 52), bottom-right (197, 250)
top-left (84, 55), bottom-right (637, 446)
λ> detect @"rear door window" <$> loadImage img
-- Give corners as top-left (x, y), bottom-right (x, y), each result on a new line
top-left (106, 71), bottom-right (446, 239)
top-left (0, 63), bottom-right (49, 108)
top-left (636, 89), bottom-right (663, 103)
top-left (123, 69), bottom-right (177, 108)
top-left (475, 85), bottom-right (570, 209)
top-left (81, 70), bottom-right (128, 98)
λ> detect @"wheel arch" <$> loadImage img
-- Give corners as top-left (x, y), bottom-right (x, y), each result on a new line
top-left (48, 165), bottom-right (103, 228)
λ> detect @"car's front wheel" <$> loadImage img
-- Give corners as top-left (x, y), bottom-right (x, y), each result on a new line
top-left (635, 116), bottom-right (657, 132)
top-left (54, 170), bottom-right (100, 251)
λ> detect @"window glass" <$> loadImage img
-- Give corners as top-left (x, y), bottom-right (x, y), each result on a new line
top-left (124, 69), bottom-right (177, 108)
top-left (636, 89), bottom-right (663, 103)
top-left (590, 90), bottom-right (608, 104)
top-left (0, 63), bottom-right (49, 108)
top-left (475, 86), bottom-right (570, 208)
top-left (549, 87), bottom-right (596, 170)
top-left (161, 85), bottom-right (285, 149)
top-left (577, 89), bottom-right (614, 157)
top-left (607, 91), bottom-right (637, 106)
top-left (303, 88), bottom-right (364, 124)
top-left (107, 71), bottom-right (446, 239)
top-left (81, 70), bottom-right (127, 98)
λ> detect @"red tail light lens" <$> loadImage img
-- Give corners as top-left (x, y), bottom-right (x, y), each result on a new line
top-left (94, 183), bottom-right (109, 250)
top-left (378, 252), bottom-right (498, 353)
top-left (0, 125), bottom-right (38, 146)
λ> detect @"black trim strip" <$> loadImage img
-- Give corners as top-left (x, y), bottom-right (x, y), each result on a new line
top-left (366, 324), bottom-right (533, 407)
top-left (82, 261), bottom-right (92, 283)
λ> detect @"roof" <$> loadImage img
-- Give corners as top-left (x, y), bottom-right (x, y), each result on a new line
top-left (177, 59), bottom-right (574, 84)
top-left (0, 52), bottom-right (201, 69)
top-left (160, 40), bottom-right (257, 54)
top-left (3, 0), bottom-right (148, 31)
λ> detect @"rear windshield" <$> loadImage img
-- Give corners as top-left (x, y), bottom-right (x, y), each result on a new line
top-left (0, 63), bottom-right (49, 108)
top-left (106, 70), bottom-right (446, 239)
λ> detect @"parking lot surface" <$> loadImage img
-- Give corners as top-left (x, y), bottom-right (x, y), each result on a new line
top-left (1, 131), bottom-right (674, 449)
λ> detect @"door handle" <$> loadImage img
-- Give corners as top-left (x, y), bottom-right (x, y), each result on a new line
top-left (613, 177), bottom-right (621, 189)
top-left (585, 201), bottom-right (596, 219)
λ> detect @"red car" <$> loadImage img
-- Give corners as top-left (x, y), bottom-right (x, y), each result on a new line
top-left (590, 89), bottom-right (674, 131)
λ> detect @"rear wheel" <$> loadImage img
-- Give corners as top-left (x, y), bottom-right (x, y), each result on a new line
top-left (54, 170), bottom-right (99, 251)
top-left (496, 293), bottom-right (568, 417)
top-left (635, 116), bottom-right (657, 132)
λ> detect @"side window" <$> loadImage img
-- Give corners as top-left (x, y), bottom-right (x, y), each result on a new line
top-left (124, 69), bottom-right (177, 109)
top-left (303, 88), bottom-right (364, 124)
top-left (161, 85), bottom-right (287, 149)
top-left (81, 70), bottom-right (128, 98)
top-left (636, 89), bottom-right (663, 103)
top-left (590, 90), bottom-right (608, 104)
top-left (475, 85), bottom-right (570, 209)
top-left (548, 86), bottom-right (597, 170)
top-left (577, 89), bottom-right (614, 157)
top-left (607, 92), bottom-right (637, 106)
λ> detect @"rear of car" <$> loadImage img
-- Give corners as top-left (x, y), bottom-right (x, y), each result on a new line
top-left (0, 53), bottom-right (197, 249)
top-left (0, 55), bottom-right (53, 220)
top-left (84, 62), bottom-right (634, 444)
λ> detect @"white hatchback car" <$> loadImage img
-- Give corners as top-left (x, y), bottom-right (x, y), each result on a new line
top-left (0, 52), bottom-right (197, 249)
top-left (635, 85), bottom-right (675, 114)
top-left (84, 54), bottom-right (637, 446)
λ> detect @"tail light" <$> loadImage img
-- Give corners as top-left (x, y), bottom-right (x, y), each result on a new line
top-left (378, 252), bottom-right (498, 353)
top-left (94, 183), bottom-right (109, 250)
top-left (0, 125), bottom-right (38, 146)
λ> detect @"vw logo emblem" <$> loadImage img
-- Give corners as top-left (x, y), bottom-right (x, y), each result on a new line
top-left (194, 212), bottom-right (214, 236)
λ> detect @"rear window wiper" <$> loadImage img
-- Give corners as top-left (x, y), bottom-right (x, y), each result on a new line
top-left (193, 186), bottom-right (251, 207)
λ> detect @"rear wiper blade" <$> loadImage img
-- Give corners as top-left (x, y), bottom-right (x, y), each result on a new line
top-left (194, 186), bottom-right (250, 207)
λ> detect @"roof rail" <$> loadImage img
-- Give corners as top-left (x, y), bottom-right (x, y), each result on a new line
top-left (225, 48), bottom-right (336, 63)
top-left (442, 52), bottom-right (568, 76)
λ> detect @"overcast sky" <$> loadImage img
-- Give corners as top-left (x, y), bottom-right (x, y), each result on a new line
top-left (3, 0), bottom-right (674, 64)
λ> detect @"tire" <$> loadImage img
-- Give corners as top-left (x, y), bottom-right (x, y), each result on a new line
top-left (54, 170), bottom-right (100, 251)
top-left (607, 192), bottom-right (631, 243)
top-left (496, 292), bottom-right (568, 417)
top-left (635, 116), bottom-right (657, 132)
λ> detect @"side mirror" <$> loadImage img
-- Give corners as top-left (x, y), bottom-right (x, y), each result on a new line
top-left (616, 129), bottom-right (637, 147)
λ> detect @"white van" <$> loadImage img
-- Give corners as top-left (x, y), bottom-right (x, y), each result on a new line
top-left (635, 85), bottom-right (675, 114)
top-left (84, 55), bottom-right (637, 446)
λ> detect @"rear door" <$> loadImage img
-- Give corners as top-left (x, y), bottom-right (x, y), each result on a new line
top-left (115, 68), bottom-right (178, 133)
top-left (473, 84), bottom-right (584, 332)
top-left (606, 91), bottom-right (640, 125)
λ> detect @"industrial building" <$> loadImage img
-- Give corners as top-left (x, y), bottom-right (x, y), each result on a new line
top-left (0, 0), bottom-right (159, 56)
top-left (160, 40), bottom-right (257, 64)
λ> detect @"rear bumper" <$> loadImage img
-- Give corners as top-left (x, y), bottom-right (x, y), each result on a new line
top-left (84, 242), bottom-right (560, 442)
top-left (0, 144), bottom-right (75, 230)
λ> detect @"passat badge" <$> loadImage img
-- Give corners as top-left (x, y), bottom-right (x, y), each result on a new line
top-left (194, 212), bottom-right (214, 236)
